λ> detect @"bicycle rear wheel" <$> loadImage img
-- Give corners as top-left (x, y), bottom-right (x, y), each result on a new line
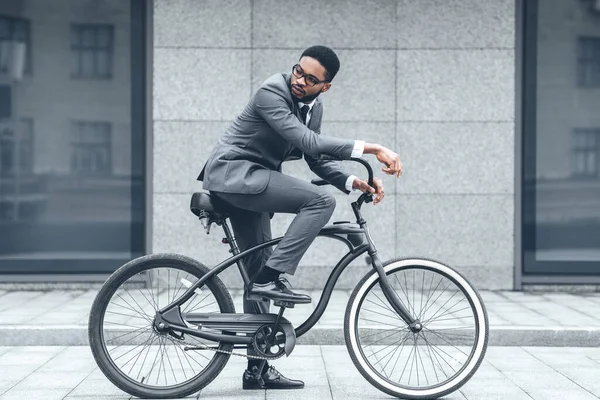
top-left (344, 257), bottom-right (488, 399)
top-left (88, 253), bottom-right (235, 399)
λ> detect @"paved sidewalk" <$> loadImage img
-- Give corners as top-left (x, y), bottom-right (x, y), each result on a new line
top-left (0, 345), bottom-right (599, 399)
top-left (1, 289), bottom-right (600, 346)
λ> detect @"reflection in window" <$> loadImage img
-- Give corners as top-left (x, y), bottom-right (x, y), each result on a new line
top-left (572, 129), bottom-right (599, 178)
top-left (0, 14), bottom-right (32, 75)
top-left (70, 24), bottom-right (114, 79)
top-left (70, 121), bottom-right (112, 175)
top-left (0, 118), bottom-right (33, 176)
top-left (0, 118), bottom-right (38, 221)
top-left (577, 37), bottom-right (600, 87)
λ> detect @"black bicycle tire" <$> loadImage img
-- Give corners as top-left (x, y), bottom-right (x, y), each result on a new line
top-left (344, 257), bottom-right (489, 399)
top-left (88, 253), bottom-right (235, 399)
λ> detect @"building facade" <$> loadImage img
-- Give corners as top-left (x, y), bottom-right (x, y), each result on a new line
top-left (0, 0), bottom-right (598, 290)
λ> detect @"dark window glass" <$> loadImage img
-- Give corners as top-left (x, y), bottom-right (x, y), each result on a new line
top-left (0, 1), bottom-right (147, 274)
top-left (522, 0), bottom-right (600, 276)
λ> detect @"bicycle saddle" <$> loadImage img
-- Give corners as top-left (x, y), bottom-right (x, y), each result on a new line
top-left (190, 192), bottom-right (232, 220)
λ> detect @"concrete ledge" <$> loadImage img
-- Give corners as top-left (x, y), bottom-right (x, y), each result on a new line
top-left (2, 325), bottom-right (600, 347)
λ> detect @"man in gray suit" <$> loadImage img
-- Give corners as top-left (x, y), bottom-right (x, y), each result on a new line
top-left (198, 45), bottom-right (402, 389)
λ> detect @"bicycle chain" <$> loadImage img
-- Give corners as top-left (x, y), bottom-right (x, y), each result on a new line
top-left (182, 338), bottom-right (285, 361)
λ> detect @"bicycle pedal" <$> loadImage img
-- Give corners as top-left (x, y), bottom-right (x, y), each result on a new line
top-left (273, 300), bottom-right (295, 308)
top-left (245, 293), bottom-right (271, 303)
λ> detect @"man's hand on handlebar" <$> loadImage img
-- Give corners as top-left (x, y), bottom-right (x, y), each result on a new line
top-left (376, 147), bottom-right (402, 178)
top-left (353, 177), bottom-right (385, 204)
top-left (363, 143), bottom-right (403, 178)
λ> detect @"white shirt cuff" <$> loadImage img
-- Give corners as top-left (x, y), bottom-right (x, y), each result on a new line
top-left (345, 175), bottom-right (358, 192)
top-left (351, 140), bottom-right (365, 158)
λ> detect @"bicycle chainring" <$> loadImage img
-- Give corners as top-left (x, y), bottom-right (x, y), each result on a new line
top-left (252, 324), bottom-right (287, 360)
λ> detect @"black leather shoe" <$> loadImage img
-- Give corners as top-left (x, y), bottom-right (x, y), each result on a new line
top-left (242, 365), bottom-right (305, 390)
top-left (247, 277), bottom-right (311, 304)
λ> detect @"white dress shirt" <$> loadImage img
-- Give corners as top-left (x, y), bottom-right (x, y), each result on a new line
top-left (299, 100), bottom-right (365, 192)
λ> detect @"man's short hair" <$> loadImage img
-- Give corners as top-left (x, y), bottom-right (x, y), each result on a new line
top-left (300, 45), bottom-right (340, 82)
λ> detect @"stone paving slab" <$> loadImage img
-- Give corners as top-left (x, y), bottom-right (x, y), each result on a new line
top-left (0, 346), bottom-right (600, 399)
top-left (1, 289), bottom-right (600, 346)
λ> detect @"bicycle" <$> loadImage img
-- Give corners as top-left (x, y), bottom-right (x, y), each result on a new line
top-left (88, 157), bottom-right (489, 399)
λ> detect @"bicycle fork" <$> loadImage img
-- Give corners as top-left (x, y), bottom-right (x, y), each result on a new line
top-left (353, 202), bottom-right (423, 333)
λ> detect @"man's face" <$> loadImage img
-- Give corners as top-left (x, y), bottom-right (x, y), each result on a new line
top-left (290, 56), bottom-right (331, 102)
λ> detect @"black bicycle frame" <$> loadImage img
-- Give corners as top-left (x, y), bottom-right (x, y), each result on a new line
top-left (157, 158), bottom-right (418, 343)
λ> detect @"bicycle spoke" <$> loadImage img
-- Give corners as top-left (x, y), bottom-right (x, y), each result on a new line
top-left (427, 316), bottom-right (471, 326)
top-left (418, 273), bottom-right (444, 320)
top-left (110, 328), bottom-right (155, 358)
top-left (366, 331), bottom-right (413, 360)
top-left (129, 277), bottom-right (159, 312)
top-left (118, 334), bottom-right (156, 371)
top-left (398, 338), bottom-right (417, 383)
top-left (106, 325), bottom-right (151, 344)
top-left (421, 291), bottom-right (461, 326)
top-left (114, 293), bottom-right (153, 324)
top-left (420, 332), bottom-right (459, 374)
top-left (362, 328), bottom-right (410, 349)
top-left (370, 291), bottom-right (396, 314)
top-left (418, 281), bottom-right (453, 322)
top-left (106, 310), bottom-right (150, 321)
top-left (423, 327), bottom-right (471, 355)
top-left (358, 326), bottom-right (410, 342)
top-left (170, 336), bottom-right (189, 381)
top-left (126, 333), bottom-right (156, 376)
top-left (423, 334), bottom-right (441, 382)
top-left (400, 273), bottom-right (418, 318)
top-left (416, 339), bottom-right (430, 386)
top-left (380, 343), bottom-right (401, 378)
top-left (182, 293), bottom-right (213, 313)
top-left (165, 336), bottom-right (199, 376)
top-left (420, 332), bottom-right (451, 379)
top-left (146, 271), bottom-right (159, 310)
top-left (425, 309), bottom-right (473, 326)
top-left (136, 335), bottom-right (159, 382)
top-left (360, 306), bottom-right (406, 322)
top-left (359, 317), bottom-right (408, 329)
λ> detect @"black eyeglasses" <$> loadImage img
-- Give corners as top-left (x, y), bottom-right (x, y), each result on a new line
top-left (292, 64), bottom-right (329, 87)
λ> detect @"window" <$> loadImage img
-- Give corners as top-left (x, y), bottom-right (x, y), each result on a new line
top-left (0, 15), bottom-right (32, 75)
top-left (572, 129), bottom-right (599, 178)
top-left (522, 0), bottom-right (600, 279)
top-left (0, 118), bottom-right (33, 176)
top-left (577, 37), bottom-right (600, 87)
top-left (70, 121), bottom-right (112, 175)
top-left (70, 24), bottom-right (114, 79)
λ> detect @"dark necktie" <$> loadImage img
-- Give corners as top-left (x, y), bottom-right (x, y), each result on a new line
top-left (300, 105), bottom-right (310, 125)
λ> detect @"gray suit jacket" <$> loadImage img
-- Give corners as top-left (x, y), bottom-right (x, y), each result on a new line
top-left (198, 73), bottom-right (355, 194)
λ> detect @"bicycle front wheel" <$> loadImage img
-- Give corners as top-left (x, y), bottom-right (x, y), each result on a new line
top-left (344, 257), bottom-right (488, 399)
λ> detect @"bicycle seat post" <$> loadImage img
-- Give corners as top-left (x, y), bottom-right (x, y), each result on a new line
top-left (220, 220), bottom-right (253, 286)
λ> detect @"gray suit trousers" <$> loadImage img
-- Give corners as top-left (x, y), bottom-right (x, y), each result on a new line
top-left (211, 169), bottom-right (336, 277)
top-left (211, 170), bottom-right (336, 358)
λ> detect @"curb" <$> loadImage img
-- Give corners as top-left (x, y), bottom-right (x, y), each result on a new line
top-left (1, 326), bottom-right (600, 347)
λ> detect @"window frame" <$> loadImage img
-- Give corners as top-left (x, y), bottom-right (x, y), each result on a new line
top-left (70, 23), bottom-right (115, 80)
top-left (70, 120), bottom-right (113, 176)
top-left (0, 14), bottom-right (33, 75)
top-left (517, 0), bottom-right (600, 286)
top-left (576, 36), bottom-right (600, 88)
